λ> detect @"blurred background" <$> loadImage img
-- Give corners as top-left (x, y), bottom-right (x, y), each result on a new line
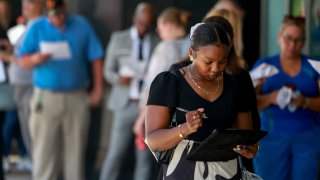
top-left (4, 0), bottom-right (320, 179)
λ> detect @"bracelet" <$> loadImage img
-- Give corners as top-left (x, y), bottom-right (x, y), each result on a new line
top-left (303, 98), bottom-right (309, 109)
top-left (177, 124), bottom-right (183, 138)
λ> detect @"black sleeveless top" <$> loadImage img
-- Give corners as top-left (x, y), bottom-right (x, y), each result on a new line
top-left (147, 70), bottom-right (250, 142)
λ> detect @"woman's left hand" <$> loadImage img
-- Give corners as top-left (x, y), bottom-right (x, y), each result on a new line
top-left (233, 144), bottom-right (259, 159)
top-left (290, 94), bottom-right (307, 108)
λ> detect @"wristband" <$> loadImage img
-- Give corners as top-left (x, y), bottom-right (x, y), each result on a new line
top-left (178, 124), bottom-right (183, 138)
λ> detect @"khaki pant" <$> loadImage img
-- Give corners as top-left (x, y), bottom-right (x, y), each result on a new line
top-left (14, 85), bottom-right (33, 157)
top-left (30, 88), bottom-right (89, 180)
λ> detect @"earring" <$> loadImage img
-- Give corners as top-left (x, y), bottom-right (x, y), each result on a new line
top-left (189, 56), bottom-right (193, 61)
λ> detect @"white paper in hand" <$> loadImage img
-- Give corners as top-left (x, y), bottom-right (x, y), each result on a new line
top-left (276, 86), bottom-right (293, 109)
top-left (119, 65), bottom-right (136, 77)
top-left (308, 59), bottom-right (320, 74)
top-left (250, 63), bottom-right (279, 87)
top-left (40, 41), bottom-right (72, 60)
top-left (7, 24), bottom-right (26, 45)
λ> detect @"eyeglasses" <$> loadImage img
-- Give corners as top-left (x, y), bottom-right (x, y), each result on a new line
top-left (282, 34), bottom-right (304, 44)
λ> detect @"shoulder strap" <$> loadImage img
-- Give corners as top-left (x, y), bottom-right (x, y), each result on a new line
top-left (169, 70), bottom-right (180, 127)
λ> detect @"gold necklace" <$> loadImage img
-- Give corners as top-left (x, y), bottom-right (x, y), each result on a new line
top-left (187, 65), bottom-right (220, 95)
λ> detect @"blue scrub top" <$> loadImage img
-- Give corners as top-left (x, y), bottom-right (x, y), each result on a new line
top-left (253, 54), bottom-right (320, 134)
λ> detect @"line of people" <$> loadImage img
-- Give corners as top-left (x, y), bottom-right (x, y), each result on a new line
top-left (0, 0), bottom-right (319, 180)
top-left (1, 0), bottom-right (103, 179)
top-left (102, 1), bottom-right (320, 180)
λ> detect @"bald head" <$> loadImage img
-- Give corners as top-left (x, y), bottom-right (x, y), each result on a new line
top-left (133, 2), bottom-right (155, 37)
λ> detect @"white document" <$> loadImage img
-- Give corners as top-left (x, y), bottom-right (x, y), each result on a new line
top-left (276, 86), bottom-right (293, 109)
top-left (0, 61), bottom-right (6, 83)
top-left (250, 63), bottom-right (279, 87)
top-left (40, 41), bottom-right (72, 60)
top-left (308, 59), bottom-right (320, 74)
top-left (7, 24), bottom-right (26, 45)
top-left (119, 65), bottom-right (136, 77)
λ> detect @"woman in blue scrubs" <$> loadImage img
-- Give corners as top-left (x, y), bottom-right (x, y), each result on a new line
top-left (253, 16), bottom-right (320, 180)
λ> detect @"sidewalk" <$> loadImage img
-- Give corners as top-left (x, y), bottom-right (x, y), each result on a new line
top-left (5, 155), bottom-right (31, 180)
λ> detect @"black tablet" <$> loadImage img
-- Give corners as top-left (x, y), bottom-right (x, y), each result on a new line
top-left (186, 129), bottom-right (268, 162)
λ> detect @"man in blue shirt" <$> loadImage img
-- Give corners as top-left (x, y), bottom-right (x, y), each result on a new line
top-left (18, 0), bottom-right (104, 179)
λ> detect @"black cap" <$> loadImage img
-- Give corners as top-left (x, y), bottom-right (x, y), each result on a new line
top-left (46, 0), bottom-right (65, 16)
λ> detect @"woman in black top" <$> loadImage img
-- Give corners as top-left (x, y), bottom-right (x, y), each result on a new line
top-left (170, 16), bottom-right (260, 130)
top-left (145, 22), bottom-right (258, 179)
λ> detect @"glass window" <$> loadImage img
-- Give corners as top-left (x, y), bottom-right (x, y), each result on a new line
top-left (310, 0), bottom-right (320, 58)
top-left (291, 0), bottom-right (305, 16)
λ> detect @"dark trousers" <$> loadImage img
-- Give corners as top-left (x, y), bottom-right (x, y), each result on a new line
top-left (0, 111), bottom-right (5, 180)
top-left (2, 110), bottom-right (26, 157)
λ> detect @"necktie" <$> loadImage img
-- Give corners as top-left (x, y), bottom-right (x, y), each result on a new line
top-left (138, 36), bottom-right (144, 92)
top-left (138, 36), bottom-right (143, 61)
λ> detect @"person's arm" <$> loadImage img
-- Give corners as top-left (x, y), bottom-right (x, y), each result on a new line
top-left (133, 107), bottom-right (147, 137)
top-left (255, 79), bottom-right (279, 110)
top-left (234, 111), bottom-right (259, 159)
top-left (145, 105), bottom-right (204, 152)
top-left (301, 96), bottom-right (320, 111)
top-left (19, 52), bottom-right (50, 69)
top-left (291, 79), bottom-right (320, 111)
top-left (235, 111), bottom-right (252, 130)
top-left (256, 91), bottom-right (277, 110)
top-left (0, 52), bottom-right (15, 63)
top-left (89, 58), bottom-right (104, 106)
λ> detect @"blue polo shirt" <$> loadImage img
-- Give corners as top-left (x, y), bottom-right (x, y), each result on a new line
top-left (253, 54), bottom-right (320, 134)
top-left (18, 14), bottom-right (103, 91)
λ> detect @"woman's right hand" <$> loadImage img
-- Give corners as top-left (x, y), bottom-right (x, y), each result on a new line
top-left (133, 108), bottom-right (147, 137)
top-left (185, 108), bottom-right (205, 133)
top-left (31, 53), bottom-right (51, 65)
top-left (269, 89), bottom-right (279, 105)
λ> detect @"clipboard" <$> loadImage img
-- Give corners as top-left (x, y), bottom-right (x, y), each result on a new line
top-left (186, 129), bottom-right (268, 162)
